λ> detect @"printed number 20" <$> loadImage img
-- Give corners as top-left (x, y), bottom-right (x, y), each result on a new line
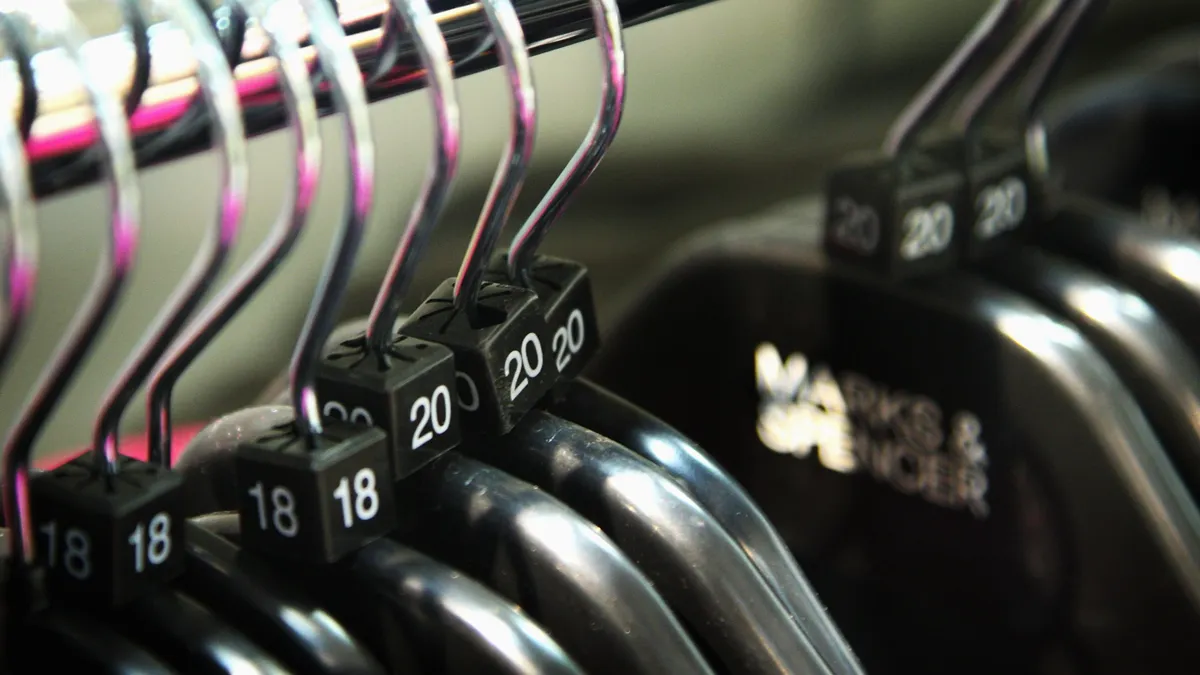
top-left (552, 309), bottom-right (586, 372)
top-left (505, 333), bottom-right (544, 400)
top-left (899, 201), bottom-right (954, 260)
top-left (410, 384), bottom-right (452, 449)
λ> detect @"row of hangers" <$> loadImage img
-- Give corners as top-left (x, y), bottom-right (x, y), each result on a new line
top-left (0, 0), bottom-right (1197, 673)
top-left (588, 0), bottom-right (1200, 672)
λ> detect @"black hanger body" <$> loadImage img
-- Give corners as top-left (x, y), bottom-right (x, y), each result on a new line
top-left (189, 511), bottom-right (585, 675)
top-left (470, 411), bottom-right (832, 675)
top-left (979, 247), bottom-right (1200, 497)
top-left (179, 521), bottom-right (389, 675)
top-left (545, 377), bottom-right (862, 675)
top-left (586, 199), bottom-right (1200, 675)
top-left (1033, 194), bottom-right (1200, 362)
top-left (114, 587), bottom-right (289, 675)
top-left (174, 423), bottom-right (589, 675)
top-left (392, 450), bottom-right (717, 675)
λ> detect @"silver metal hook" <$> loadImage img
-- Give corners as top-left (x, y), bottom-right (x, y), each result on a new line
top-left (951, 0), bottom-right (1073, 134)
top-left (1017, 0), bottom-right (1105, 125)
top-left (505, 0), bottom-right (625, 288)
top-left (882, 0), bottom-right (1023, 157)
top-left (117, 0), bottom-right (152, 117)
top-left (0, 11), bottom-right (37, 140)
top-left (90, 0), bottom-right (249, 476)
top-left (0, 23), bottom-right (37, 390)
top-left (451, 0), bottom-right (536, 328)
top-left (1, 0), bottom-right (140, 569)
top-left (289, 0), bottom-right (375, 444)
top-left (146, 0), bottom-right (323, 468)
top-left (364, 0), bottom-right (461, 356)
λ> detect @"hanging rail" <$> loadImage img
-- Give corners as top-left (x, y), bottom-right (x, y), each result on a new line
top-left (14, 0), bottom-right (712, 197)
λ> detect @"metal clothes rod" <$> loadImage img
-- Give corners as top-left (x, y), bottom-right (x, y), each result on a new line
top-left (16, 0), bottom-right (713, 197)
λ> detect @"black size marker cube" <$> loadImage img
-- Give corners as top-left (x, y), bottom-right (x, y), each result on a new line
top-left (485, 253), bottom-right (600, 383)
top-left (234, 421), bottom-right (396, 564)
top-left (29, 454), bottom-right (186, 607)
top-left (925, 129), bottom-right (1040, 261)
top-left (400, 277), bottom-right (555, 436)
top-left (316, 333), bottom-right (461, 481)
top-left (824, 149), bottom-right (966, 280)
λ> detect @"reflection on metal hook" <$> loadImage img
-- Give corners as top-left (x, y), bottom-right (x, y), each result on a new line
top-left (1, 0), bottom-right (140, 569)
top-left (146, 0), bottom-right (323, 467)
top-left (505, 0), bottom-right (625, 287)
top-left (451, 0), bottom-right (535, 327)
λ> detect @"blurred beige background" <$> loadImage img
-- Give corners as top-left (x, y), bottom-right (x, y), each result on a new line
top-left (3, 0), bottom-right (1198, 456)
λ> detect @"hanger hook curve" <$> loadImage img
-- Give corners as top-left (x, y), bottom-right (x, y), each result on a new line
top-left (505, 0), bottom-right (626, 288)
top-left (147, 0), bottom-right (323, 467)
top-left (288, 0), bottom-right (375, 443)
top-left (450, 0), bottom-right (536, 328)
top-left (1, 0), bottom-right (141, 569)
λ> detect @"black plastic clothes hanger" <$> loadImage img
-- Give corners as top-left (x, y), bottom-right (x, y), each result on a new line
top-left (472, 411), bottom-right (836, 675)
top-left (0, 8), bottom-right (162, 664)
top-left (1029, 36), bottom-right (1200, 363)
top-left (953, 0), bottom-right (1200, 502)
top-left (1, 3), bottom-right (289, 672)
top-left (188, 510), bottom-right (587, 675)
top-left (174, 0), bottom-right (697, 671)
top-left (587, 188), bottom-right (1200, 675)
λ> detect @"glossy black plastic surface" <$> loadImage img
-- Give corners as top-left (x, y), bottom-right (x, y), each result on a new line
top-left (475, 411), bottom-right (832, 675)
top-left (1035, 195), bottom-right (1200, 361)
top-left (587, 199), bottom-right (1200, 675)
top-left (180, 521), bottom-right (388, 675)
top-left (547, 377), bottom-right (865, 675)
top-left (981, 247), bottom-right (1200, 497)
top-left (394, 451), bottom-right (715, 675)
top-left (117, 587), bottom-right (288, 674)
top-left (191, 510), bottom-right (583, 675)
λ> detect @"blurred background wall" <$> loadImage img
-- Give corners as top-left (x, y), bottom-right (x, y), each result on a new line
top-left (4, 0), bottom-right (1199, 456)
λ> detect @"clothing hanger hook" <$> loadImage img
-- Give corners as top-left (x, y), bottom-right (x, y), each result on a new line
top-left (450, 0), bottom-right (535, 328)
top-left (505, 0), bottom-right (626, 288)
top-left (364, 0), bottom-right (461, 357)
top-left (90, 0), bottom-right (249, 476)
top-left (882, 0), bottom-right (1023, 157)
top-left (146, 0), bottom-right (323, 467)
top-left (1, 0), bottom-right (141, 571)
top-left (288, 0), bottom-right (375, 444)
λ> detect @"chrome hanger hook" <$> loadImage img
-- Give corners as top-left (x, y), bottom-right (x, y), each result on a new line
top-left (364, 0), bottom-right (461, 357)
top-left (1, 0), bottom-right (140, 569)
top-left (451, 0), bottom-right (536, 328)
top-left (0, 11), bottom-right (38, 140)
top-left (117, 0), bottom-right (152, 117)
top-left (1022, 0), bottom-right (1107, 178)
top-left (90, 0), bottom-right (248, 476)
top-left (289, 0), bottom-right (375, 444)
top-left (1018, 0), bottom-right (1106, 125)
top-left (951, 0), bottom-right (1073, 134)
top-left (147, 0), bottom-right (323, 467)
top-left (505, 0), bottom-right (626, 288)
top-left (0, 15), bottom-right (38, 386)
top-left (882, 0), bottom-right (1023, 157)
